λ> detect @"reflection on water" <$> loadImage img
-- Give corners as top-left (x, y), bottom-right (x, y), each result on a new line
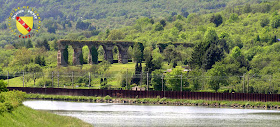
top-left (24, 100), bottom-right (280, 127)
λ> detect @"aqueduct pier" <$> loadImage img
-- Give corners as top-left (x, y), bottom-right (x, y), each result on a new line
top-left (57, 40), bottom-right (136, 66)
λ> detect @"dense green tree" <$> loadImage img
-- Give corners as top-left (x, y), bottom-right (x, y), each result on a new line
top-left (174, 22), bottom-right (183, 31)
top-left (23, 63), bottom-right (42, 72)
top-left (202, 44), bottom-right (224, 70)
top-left (9, 47), bottom-right (33, 67)
top-left (190, 42), bottom-right (204, 69)
top-left (210, 14), bottom-right (223, 27)
top-left (260, 18), bottom-right (270, 27)
top-left (132, 42), bottom-right (143, 63)
top-left (134, 17), bottom-right (153, 32)
top-left (0, 80), bottom-right (8, 92)
top-left (152, 48), bottom-right (164, 69)
top-left (255, 35), bottom-right (261, 42)
top-left (151, 70), bottom-right (165, 91)
top-left (34, 56), bottom-right (46, 66)
top-left (219, 32), bottom-right (229, 39)
top-left (204, 27), bottom-right (218, 43)
top-left (25, 39), bottom-right (33, 48)
top-left (166, 66), bottom-right (188, 91)
top-left (154, 23), bottom-right (164, 31)
top-left (188, 69), bottom-right (202, 91)
top-left (143, 47), bottom-right (155, 72)
top-left (90, 46), bottom-right (98, 64)
top-left (231, 46), bottom-right (241, 59)
top-left (243, 4), bottom-right (252, 13)
top-left (229, 13), bottom-right (239, 22)
top-left (36, 39), bottom-right (50, 51)
top-left (144, 54), bottom-right (155, 73)
top-left (182, 11), bottom-right (189, 18)
top-left (176, 15), bottom-right (183, 20)
top-left (76, 20), bottom-right (91, 30)
top-left (131, 62), bottom-right (142, 85)
top-left (163, 45), bottom-right (175, 65)
top-left (98, 61), bottom-right (111, 74)
top-left (105, 29), bottom-right (110, 39)
top-left (50, 38), bottom-right (58, 51)
top-left (171, 12), bottom-right (177, 16)
top-left (63, 45), bottom-right (69, 64)
top-left (191, 28), bottom-right (228, 70)
top-left (160, 19), bottom-right (166, 27)
top-left (269, 35), bottom-right (277, 45)
top-left (271, 15), bottom-right (280, 28)
top-left (107, 30), bottom-right (125, 40)
top-left (207, 62), bottom-right (228, 92)
top-left (47, 26), bottom-right (56, 33)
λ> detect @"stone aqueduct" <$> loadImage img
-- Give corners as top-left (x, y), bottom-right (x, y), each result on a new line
top-left (57, 40), bottom-right (194, 66)
top-left (57, 40), bottom-right (136, 66)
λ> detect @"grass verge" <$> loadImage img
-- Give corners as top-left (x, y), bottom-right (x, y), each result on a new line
top-left (0, 106), bottom-right (92, 127)
top-left (0, 91), bottom-right (92, 127)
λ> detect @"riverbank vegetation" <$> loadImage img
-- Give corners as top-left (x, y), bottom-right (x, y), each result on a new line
top-left (0, 80), bottom-right (92, 127)
top-left (26, 94), bottom-right (280, 110)
top-left (0, 106), bottom-right (92, 127)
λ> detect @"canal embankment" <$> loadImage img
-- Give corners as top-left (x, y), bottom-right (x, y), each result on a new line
top-left (26, 93), bottom-right (280, 110)
top-left (0, 91), bottom-right (92, 127)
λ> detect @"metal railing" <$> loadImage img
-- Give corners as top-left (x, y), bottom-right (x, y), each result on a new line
top-left (1, 71), bottom-right (279, 94)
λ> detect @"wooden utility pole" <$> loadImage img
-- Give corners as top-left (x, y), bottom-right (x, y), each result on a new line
top-left (243, 73), bottom-right (245, 93)
top-left (22, 71), bottom-right (24, 87)
top-left (7, 71), bottom-right (9, 86)
top-left (162, 74), bottom-right (164, 91)
top-left (52, 71), bottom-right (54, 88)
top-left (181, 74), bottom-right (183, 92)
top-left (89, 72), bottom-right (91, 89)
top-left (147, 72), bottom-right (149, 91)
top-left (126, 69), bottom-right (128, 90)
top-left (57, 72), bottom-right (59, 88)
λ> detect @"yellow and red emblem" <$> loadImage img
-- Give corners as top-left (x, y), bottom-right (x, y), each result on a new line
top-left (8, 6), bottom-right (41, 38)
top-left (16, 16), bottom-right (33, 35)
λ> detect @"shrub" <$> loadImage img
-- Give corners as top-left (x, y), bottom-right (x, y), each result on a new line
top-left (159, 97), bottom-right (167, 102)
top-left (0, 91), bottom-right (26, 114)
top-left (104, 95), bottom-right (112, 100)
top-left (0, 80), bottom-right (8, 93)
top-left (36, 79), bottom-right (52, 88)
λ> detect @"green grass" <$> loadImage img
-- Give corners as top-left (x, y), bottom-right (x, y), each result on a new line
top-left (5, 62), bottom-right (141, 88)
top-left (0, 91), bottom-right (92, 127)
top-left (6, 76), bottom-right (34, 87)
top-left (0, 106), bottom-right (92, 127)
top-left (108, 62), bottom-right (141, 72)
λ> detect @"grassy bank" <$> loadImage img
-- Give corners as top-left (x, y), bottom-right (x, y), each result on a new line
top-left (0, 91), bottom-right (92, 127)
top-left (0, 106), bottom-right (92, 127)
top-left (26, 94), bottom-right (280, 110)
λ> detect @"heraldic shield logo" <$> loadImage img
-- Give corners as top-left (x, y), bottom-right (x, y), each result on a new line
top-left (8, 6), bottom-right (41, 38)
top-left (16, 17), bottom-right (33, 35)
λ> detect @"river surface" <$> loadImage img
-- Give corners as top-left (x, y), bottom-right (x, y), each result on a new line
top-left (23, 100), bottom-right (280, 127)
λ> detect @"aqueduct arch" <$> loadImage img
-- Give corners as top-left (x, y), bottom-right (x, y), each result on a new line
top-left (57, 40), bottom-right (137, 66)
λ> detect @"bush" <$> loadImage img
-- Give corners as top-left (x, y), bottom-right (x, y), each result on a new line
top-left (154, 23), bottom-right (164, 31)
top-left (104, 95), bottom-right (112, 100)
top-left (210, 14), bottom-right (223, 27)
top-left (0, 91), bottom-right (26, 114)
top-left (36, 79), bottom-right (52, 88)
top-left (0, 80), bottom-right (8, 93)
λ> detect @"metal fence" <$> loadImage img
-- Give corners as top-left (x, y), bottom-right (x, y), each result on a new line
top-left (7, 87), bottom-right (280, 102)
top-left (1, 71), bottom-right (280, 94)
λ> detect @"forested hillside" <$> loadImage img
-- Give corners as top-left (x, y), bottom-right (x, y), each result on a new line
top-left (0, 0), bottom-right (274, 46)
top-left (1, 0), bottom-right (280, 94)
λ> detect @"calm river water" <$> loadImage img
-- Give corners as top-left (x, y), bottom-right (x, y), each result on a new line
top-left (23, 100), bottom-right (280, 127)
